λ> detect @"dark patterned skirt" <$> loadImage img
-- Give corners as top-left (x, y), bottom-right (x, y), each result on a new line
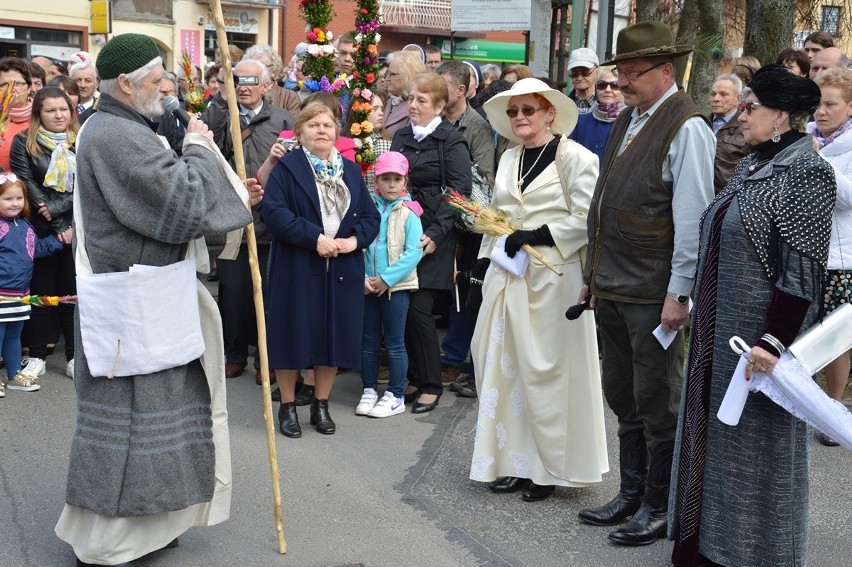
top-left (823, 269), bottom-right (851, 313)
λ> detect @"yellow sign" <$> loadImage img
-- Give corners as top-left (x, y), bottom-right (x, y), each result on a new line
top-left (91, 0), bottom-right (112, 34)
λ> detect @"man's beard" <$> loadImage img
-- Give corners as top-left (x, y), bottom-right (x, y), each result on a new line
top-left (132, 89), bottom-right (165, 119)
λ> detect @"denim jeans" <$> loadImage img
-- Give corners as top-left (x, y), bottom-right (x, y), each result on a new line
top-left (362, 291), bottom-right (410, 397)
top-left (440, 307), bottom-right (474, 367)
top-left (0, 320), bottom-right (25, 378)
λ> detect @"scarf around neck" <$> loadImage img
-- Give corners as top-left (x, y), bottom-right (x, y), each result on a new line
top-left (9, 99), bottom-right (32, 123)
top-left (304, 147), bottom-right (350, 236)
top-left (411, 116), bottom-right (442, 141)
top-left (592, 100), bottom-right (625, 123)
top-left (812, 117), bottom-right (852, 150)
top-left (36, 128), bottom-right (77, 193)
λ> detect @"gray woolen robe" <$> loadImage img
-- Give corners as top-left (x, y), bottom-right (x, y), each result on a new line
top-left (65, 93), bottom-right (252, 517)
top-left (669, 137), bottom-right (836, 567)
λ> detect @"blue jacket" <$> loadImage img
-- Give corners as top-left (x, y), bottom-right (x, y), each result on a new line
top-left (570, 113), bottom-right (615, 164)
top-left (364, 193), bottom-right (423, 289)
top-left (0, 216), bottom-right (63, 295)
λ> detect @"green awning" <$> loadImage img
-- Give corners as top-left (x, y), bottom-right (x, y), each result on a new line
top-left (436, 39), bottom-right (526, 64)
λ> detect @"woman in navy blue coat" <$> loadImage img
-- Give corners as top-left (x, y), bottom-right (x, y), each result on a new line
top-left (264, 102), bottom-right (380, 437)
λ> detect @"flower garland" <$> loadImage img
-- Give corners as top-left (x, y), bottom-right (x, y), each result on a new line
top-left (349, 0), bottom-right (382, 174)
top-left (299, 0), bottom-right (346, 94)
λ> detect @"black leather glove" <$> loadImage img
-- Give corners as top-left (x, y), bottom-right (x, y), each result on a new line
top-left (465, 258), bottom-right (490, 323)
top-left (503, 226), bottom-right (554, 258)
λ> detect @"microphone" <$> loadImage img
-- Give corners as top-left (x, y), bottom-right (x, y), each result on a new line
top-left (163, 96), bottom-right (193, 127)
top-left (565, 297), bottom-right (590, 320)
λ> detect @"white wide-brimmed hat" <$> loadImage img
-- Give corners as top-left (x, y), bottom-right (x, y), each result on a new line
top-left (483, 78), bottom-right (579, 144)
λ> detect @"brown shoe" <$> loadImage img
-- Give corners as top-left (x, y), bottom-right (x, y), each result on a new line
top-left (225, 362), bottom-right (246, 379)
top-left (377, 365), bottom-right (390, 384)
top-left (256, 368), bottom-right (278, 385)
top-left (441, 363), bottom-right (461, 385)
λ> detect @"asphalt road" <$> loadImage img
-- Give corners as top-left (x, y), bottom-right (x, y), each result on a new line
top-left (2, 342), bottom-right (851, 566)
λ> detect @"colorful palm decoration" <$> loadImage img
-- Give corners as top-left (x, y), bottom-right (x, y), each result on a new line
top-left (299, 0), bottom-right (347, 94)
top-left (179, 51), bottom-right (206, 114)
top-left (349, 0), bottom-right (382, 173)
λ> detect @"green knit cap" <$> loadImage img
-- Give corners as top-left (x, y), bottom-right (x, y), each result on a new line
top-left (96, 33), bottom-right (161, 80)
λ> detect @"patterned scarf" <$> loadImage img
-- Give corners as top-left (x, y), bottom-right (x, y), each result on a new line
top-left (304, 147), bottom-right (350, 235)
top-left (812, 117), bottom-right (852, 150)
top-left (36, 128), bottom-right (77, 193)
top-left (591, 100), bottom-right (625, 122)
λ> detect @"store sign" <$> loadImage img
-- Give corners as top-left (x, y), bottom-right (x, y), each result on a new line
top-left (91, 0), bottom-right (113, 34)
top-left (0, 27), bottom-right (15, 40)
top-left (205, 9), bottom-right (260, 34)
top-left (451, 0), bottom-right (531, 32)
top-left (437, 39), bottom-right (526, 64)
top-left (180, 30), bottom-right (201, 66)
top-left (32, 45), bottom-right (82, 61)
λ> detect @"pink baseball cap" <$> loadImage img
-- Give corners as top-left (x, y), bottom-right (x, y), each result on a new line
top-left (374, 151), bottom-right (409, 177)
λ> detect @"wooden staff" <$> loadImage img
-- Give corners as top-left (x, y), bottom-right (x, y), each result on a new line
top-left (209, 0), bottom-right (287, 554)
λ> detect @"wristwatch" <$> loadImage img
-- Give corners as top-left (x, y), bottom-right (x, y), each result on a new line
top-left (666, 292), bottom-right (689, 305)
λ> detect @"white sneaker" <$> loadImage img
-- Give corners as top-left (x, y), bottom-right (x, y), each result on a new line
top-left (355, 388), bottom-right (379, 415)
top-left (367, 391), bottom-right (406, 418)
top-left (21, 357), bottom-right (46, 378)
top-left (66, 359), bottom-right (75, 380)
top-left (6, 372), bottom-right (41, 392)
top-left (0, 380), bottom-right (5, 398)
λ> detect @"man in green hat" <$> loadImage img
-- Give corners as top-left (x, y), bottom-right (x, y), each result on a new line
top-left (54, 33), bottom-right (259, 566)
top-left (577, 21), bottom-right (716, 546)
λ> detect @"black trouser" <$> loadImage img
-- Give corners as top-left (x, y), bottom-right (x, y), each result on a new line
top-left (596, 298), bottom-right (684, 496)
top-left (217, 243), bottom-right (269, 365)
top-left (404, 288), bottom-right (443, 396)
top-left (24, 245), bottom-right (75, 361)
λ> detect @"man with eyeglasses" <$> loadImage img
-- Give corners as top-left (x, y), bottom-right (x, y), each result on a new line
top-left (566, 47), bottom-right (599, 114)
top-left (201, 59), bottom-right (294, 381)
top-left (578, 21), bottom-right (715, 547)
top-left (709, 73), bottom-right (751, 193)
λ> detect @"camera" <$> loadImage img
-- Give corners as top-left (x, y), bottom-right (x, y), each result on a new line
top-left (235, 75), bottom-right (260, 87)
top-left (278, 138), bottom-right (298, 151)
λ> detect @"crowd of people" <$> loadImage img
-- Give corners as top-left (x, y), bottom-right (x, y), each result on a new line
top-left (0, 19), bottom-right (848, 567)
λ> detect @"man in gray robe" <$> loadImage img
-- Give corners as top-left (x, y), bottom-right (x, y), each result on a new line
top-left (54, 33), bottom-right (257, 566)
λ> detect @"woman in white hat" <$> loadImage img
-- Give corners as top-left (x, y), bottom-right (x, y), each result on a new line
top-left (467, 78), bottom-right (608, 501)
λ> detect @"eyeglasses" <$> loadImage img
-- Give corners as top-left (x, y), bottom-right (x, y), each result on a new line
top-left (738, 99), bottom-right (764, 115)
top-left (0, 79), bottom-right (26, 89)
top-left (596, 80), bottom-right (620, 91)
top-left (570, 67), bottom-right (595, 78)
top-left (505, 105), bottom-right (543, 118)
top-left (613, 61), bottom-right (667, 80)
top-left (386, 72), bottom-right (399, 77)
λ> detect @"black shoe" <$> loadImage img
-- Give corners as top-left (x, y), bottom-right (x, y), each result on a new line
top-left (818, 432), bottom-right (841, 447)
top-left (411, 393), bottom-right (439, 414)
top-left (310, 399), bottom-right (336, 434)
top-left (607, 503), bottom-right (667, 546)
top-left (578, 493), bottom-right (642, 526)
top-left (522, 483), bottom-right (554, 502)
top-left (455, 375), bottom-right (478, 398)
top-left (206, 268), bottom-right (219, 282)
top-left (489, 476), bottom-right (530, 493)
top-left (403, 387), bottom-right (420, 404)
top-left (294, 385), bottom-right (315, 406)
top-left (271, 386), bottom-right (281, 402)
top-left (278, 402), bottom-right (301, 438)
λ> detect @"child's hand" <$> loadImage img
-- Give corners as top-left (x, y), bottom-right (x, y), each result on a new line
top-left (59, 227), bottom-right (73, 245)
top-left (370, 276), bottom-right (389, 296)
top-left (364, 277), bottom-right (376, 295)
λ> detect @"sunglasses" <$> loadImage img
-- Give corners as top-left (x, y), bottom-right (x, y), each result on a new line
top-left (596, 81), bottom-right (620, 91)
top-left (738, 100), bottom-right (764, 115)
top-left (506, 105), bottom-right (543, 118)
top-left (570, 67), bottom-right (595, 78)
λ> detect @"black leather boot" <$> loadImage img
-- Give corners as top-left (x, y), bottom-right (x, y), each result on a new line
top-left (579, 431), bottom-right (647, 525)
top-left (294, 385), bottom-right (315, 406)
top-left (310, 398), bottom-right (336, 434)
top-left (608, 446), bottom-right (672, 546)
top-left (489, 476), bottom-right (530, 493)
top-left (278, 402), bottom-right (301, 438)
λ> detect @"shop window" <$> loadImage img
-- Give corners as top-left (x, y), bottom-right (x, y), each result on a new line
top-left (204, 30), bottom-right (257, 62)
top-left (113, 0), bottom-right (172, 23)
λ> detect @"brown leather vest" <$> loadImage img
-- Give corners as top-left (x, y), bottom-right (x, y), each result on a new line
top-left (585, 91), bottom-right (706, 303)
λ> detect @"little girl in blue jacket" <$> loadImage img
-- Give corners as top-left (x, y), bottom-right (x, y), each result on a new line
top-left (0, 173), bottom-right (64, 397)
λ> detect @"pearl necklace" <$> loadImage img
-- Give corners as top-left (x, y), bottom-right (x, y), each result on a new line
top-left (517, 135), bottom-right (555, 190)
